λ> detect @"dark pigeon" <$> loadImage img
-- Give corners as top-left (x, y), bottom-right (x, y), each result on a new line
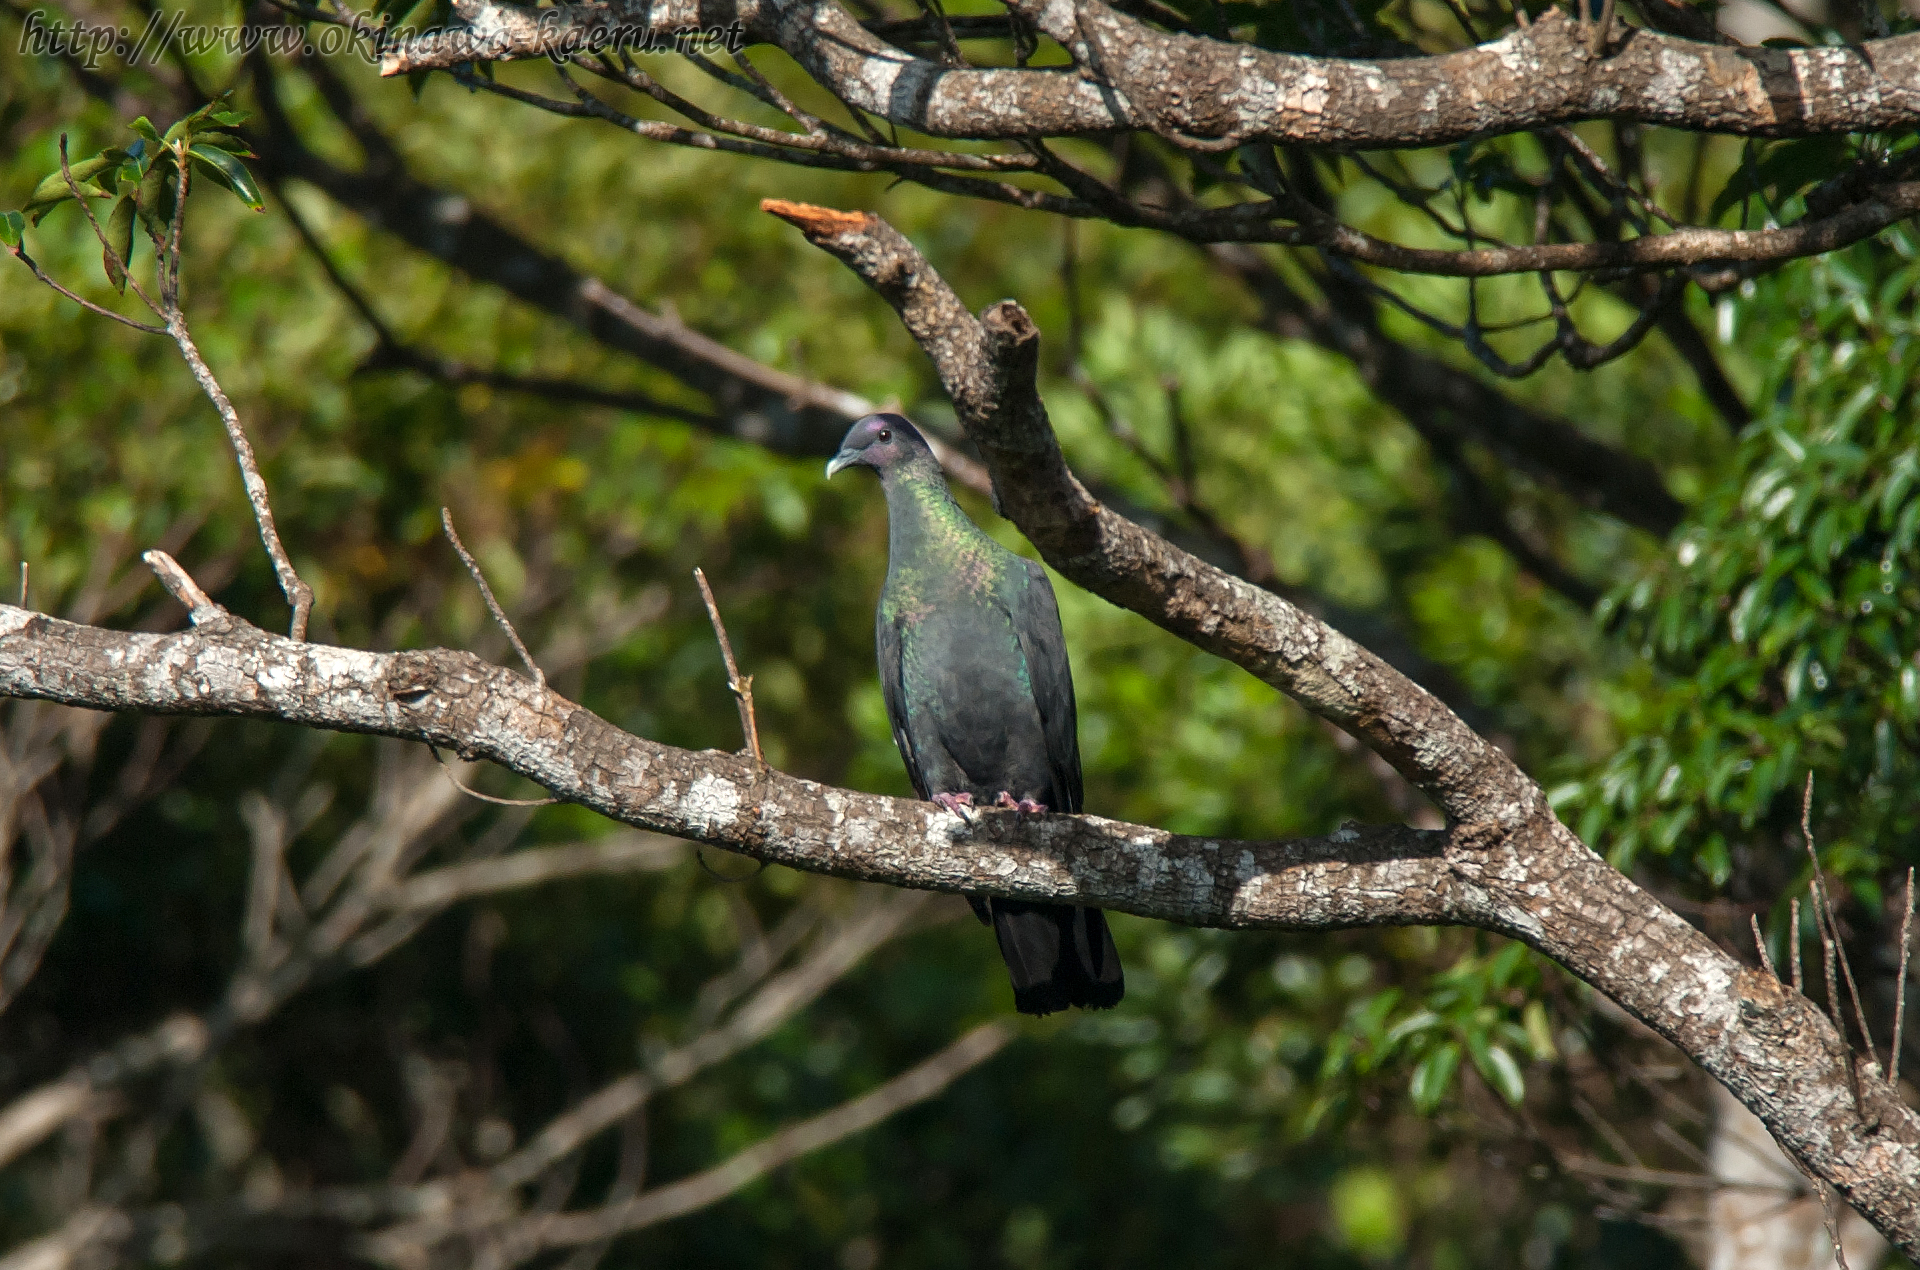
top-left (827, 413), bottom-right (1124, 1015)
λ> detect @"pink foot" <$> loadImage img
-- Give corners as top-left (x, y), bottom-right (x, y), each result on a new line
top-left (994, 792), bottom-right (1048, 814)
top-left (932, 792), bottom-right (975, 816)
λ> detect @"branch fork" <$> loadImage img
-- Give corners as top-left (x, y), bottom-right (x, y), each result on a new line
top-left (759, 195), bottom-right (1920, 1254)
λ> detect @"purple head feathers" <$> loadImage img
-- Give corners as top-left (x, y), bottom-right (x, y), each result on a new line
top-left (825, 413), bottom-right (936, 479)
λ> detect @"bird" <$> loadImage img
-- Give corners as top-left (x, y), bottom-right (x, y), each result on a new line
top-left (826, 412), bottom-right (1124, 1016)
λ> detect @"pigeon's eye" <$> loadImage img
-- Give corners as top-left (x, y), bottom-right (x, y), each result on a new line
top-left (877, 428), bottom-right (892, 441)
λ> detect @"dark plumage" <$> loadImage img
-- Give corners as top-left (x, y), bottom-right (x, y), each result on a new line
top-left (827, 413), bottom-right (1124, 1015)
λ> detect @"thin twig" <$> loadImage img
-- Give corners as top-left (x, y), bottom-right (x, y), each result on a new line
top-left (4, 245), bottom-right (167, 334)
top-left (1803, 775), bottom-right (1847, 1040)
top-left (141, 550), bottom-right (223, 624)
top-left (440, 508), bottom-right (544, 689)
top-left (1437, 0), bottom-right (1479, 44)
top-left (1893, 866), bottom-right (1913, 1087)
top-left (430, 747), bottom-right (558, 807)
top-left (126, 137), bottom-right (314, 640)
top-left (57, 135), bottom-right (164, 319)
top-left (1752, 914), bottom-right (1777, 980)
top-left (16, 563), bottom-right (24, 609)
top-left (166, 314), bottom-right (314, 639)
top-left (1791, 897), bottom-right (1803, 995)
top-left (695, 847), bottom-right (766, 882)
top-left (1823, 1188), bottom-right (1854, 1270)
top-left (1803, 773), bottom-right (1877, 1056)
top-left (1553, 126), bottom-right (1679, 229)
top-left (162, 137), bottom-right (188, 310)
top-left (1587, 0), bottom-right (1617, 57)
top-left (692, 568), bottom-right (762, 766)
top-left (238, 793), bottom-right (291, 968)
top-left (522, 1021), bottom-right (1011, 1251)
top-left (167, 317), bottom-right (314, 640)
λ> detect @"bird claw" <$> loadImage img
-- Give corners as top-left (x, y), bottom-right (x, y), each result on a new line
top-left (994, 791), bottom-right (1047, 814)
top-left (932, 792), bottom-right (977, 822)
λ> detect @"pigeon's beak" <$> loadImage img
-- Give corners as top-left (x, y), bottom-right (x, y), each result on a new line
top-left (824, 447), bottom-right (862, 479)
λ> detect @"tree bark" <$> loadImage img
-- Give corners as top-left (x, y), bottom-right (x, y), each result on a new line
top-left (757, 199), bottom-right (1920, 1255)
top-left (3, 588), bottom-right (1917, 1254)
top-left (379, 0), bottom-right (1920, 149)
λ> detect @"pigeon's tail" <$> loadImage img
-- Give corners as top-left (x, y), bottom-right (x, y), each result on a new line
top-left (974, 898), bottom-right (1124, 1015)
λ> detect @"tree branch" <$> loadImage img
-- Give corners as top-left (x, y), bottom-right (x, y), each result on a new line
top-left (523, 1020), bottom-right (1010, 1252)
top-left (2, 592), bottom-right (1917, 1247)
top-left (1207, 243), bottom-right (1686, 537)
top-left (756, 198), bottom-right (1920, 1254)
top-left (378, 0), bottom-right (1920, 149)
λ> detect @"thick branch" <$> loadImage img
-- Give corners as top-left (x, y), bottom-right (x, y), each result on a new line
top-left (2, 600), bottom-right (1917, 1251)
top-left (756, 201), bottom-right (1920, 1253)
top-left (0, 604), bottom-right (1464, 929)
top-left (380, 0), bottom-right (1920, 147)
top-left (761, 199), bottom-right (1529, 825)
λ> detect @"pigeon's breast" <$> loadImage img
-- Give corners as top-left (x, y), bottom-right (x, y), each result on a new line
top-left (902, 601), bottom-right (1051, 799)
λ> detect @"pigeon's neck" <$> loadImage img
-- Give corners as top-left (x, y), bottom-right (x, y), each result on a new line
top-left (881, 466), bottom-right (992, 566)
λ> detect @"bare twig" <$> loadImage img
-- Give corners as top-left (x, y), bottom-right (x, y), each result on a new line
top-left (1803, 775), bottom-right (1848, 1040)
top-left (238, 792), bottom-right (292, 968)
top-left (167, 315), bottom-right (315, 641)
top-left (141, 550), bottom-right (223, 624)
top-left (1587, 0), bottom-right (1617, 57)
top-left (695, 847), bottom-right (766, 882)
top-left (441, 507), bottom-right (545, 689)
top-left (692, 567), bottom-right (762, 766)
top-left (4, 244), bottom-right (168, 334)
top-left (1791, 896), bottom-right (1804, 995)
top-left (58, 135), bottom-right (312, 638)
top-left (16, 563), bottom-right (25, 609)
top-left (1752, 913), bottom-right (1777, 980)
top-left (161, 137), bottom-right (188, 310)
top-left (1802, 774), bottom-right (1877, 1057)
top-left (1553, 126), bottom-right (1678, 229)
top-left (430, 746), bottom-right (558, 808)
top-left (1894, 867), bottom-right (1913, 1087)
top-left (381, 833), bottom-right (682, 913)
top-left (1561, 1156), bottom-right (1792, 1192)
top-left (1825, 1188), bottom-right (1855, 1270)
top-left (524, 1021), bottom-right (1011, 1251)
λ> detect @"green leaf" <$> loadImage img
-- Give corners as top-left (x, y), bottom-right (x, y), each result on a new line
top-left (1521, 1001), bottom-right (1557, 1061)
top-left (129, 116), bottom-right (162, 147)
top-left (1383, 1010), bottom-right (1441, 1051)
top-left (0, 210), bottom-right (22, 249)
top-left (23, 149), bottom-right (130, 224)
top-left (188, 133), bottom-right (255, 157)
top-left (162, 107), bottom-right (206, 145)
top-left (1487, 941), bottom-right (1530, 989)
top-left (1409, 1043), bottom-right (1460, 1113)
top-left (118, 138), bottom-right (151, 186)
top-left (1473, 1043), bottom-right (1526, 1106)
top-left (136, 153), bottom-right (179, 245)
top-left (102, 195), bottom-right (136, 292)
top-left (187, 144), bottom-right (264, 211)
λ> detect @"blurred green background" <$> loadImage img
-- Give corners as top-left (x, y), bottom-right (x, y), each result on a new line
top-left (2, 2), bottom-right (1917, 1264)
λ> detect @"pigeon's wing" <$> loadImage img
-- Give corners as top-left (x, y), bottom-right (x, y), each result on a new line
top-left (1010, 558), bottom-right (1083, 815)
top-left (876, 609), bottom-right (932, 800)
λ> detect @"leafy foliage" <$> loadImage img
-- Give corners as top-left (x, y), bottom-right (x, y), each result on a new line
top-left (1, 24), bottom-right (1914, 1268)
top-left (1565, 231), bottom-right (1920, 911)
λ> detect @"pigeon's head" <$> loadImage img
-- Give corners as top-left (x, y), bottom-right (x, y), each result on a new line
top-left (825, 413), bottom-right (934, 480)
